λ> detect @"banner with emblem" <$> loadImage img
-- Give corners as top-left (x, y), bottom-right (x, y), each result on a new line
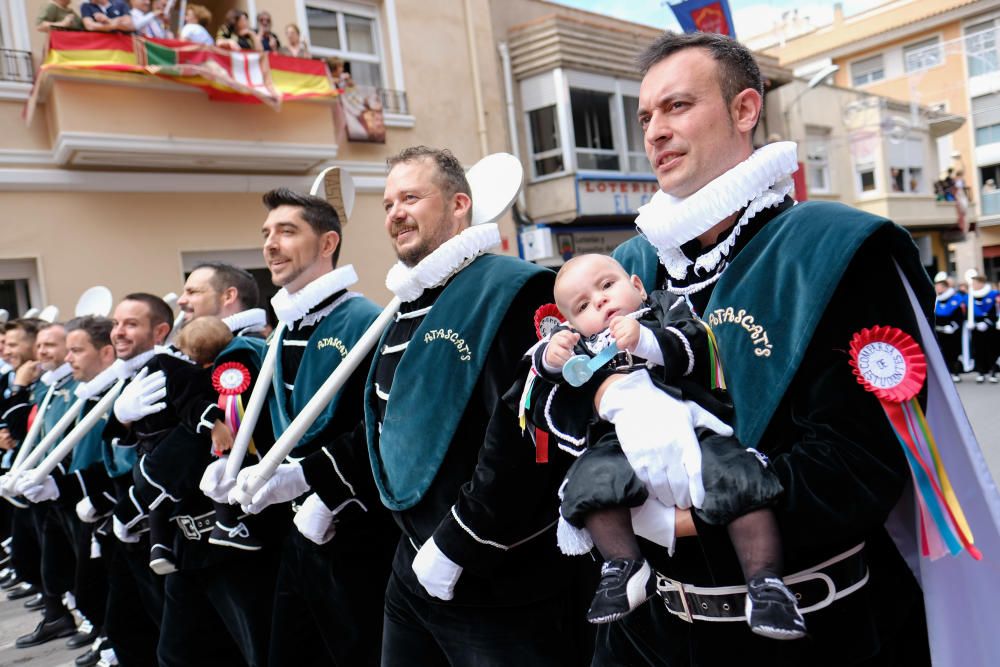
top-left (666, 0), bottom-right (737, 37)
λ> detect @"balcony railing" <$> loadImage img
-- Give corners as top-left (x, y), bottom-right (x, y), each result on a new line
top-left (378, 88), bottom-right (408, 115)
top-left (1, 49), bottom-right (34, 84)
top-left (983, 190), bottom-right (1000, 217)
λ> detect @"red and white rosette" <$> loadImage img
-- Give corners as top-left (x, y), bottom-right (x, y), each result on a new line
top-left (212, 362), bottom-right (251, 396)
top-left (534, 303), bottom-right (565, 340)
top-left (848, 325), bottom-right (925, 403)
top-left (848, 325), bottom-right (979, 561)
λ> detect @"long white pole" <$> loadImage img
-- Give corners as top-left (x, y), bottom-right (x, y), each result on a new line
top-left (11, 399), bottom-right (85, 475)
top-left (25, 380), bottom-right (126, 484)
top-left (9, 383), bottom-right (57, 471)
top-left (238, 298), bottom-right (400, 497)
top-left (223, 321), bottom-right (287, 481)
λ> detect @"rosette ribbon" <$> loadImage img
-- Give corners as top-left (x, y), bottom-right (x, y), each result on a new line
top-left (212, 362), bottom-right (254, 456)
top-left (849, 326), bottom-right (980, 561)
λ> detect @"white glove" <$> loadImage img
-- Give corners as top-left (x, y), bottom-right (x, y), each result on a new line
top-left (113, 516), bottom-right (140, 543)
top-left (937, 323), bottom-right (957, 335)
top-left (76, 497), bottom-right (100, 523)
top-left (0, 471), bottom-right (22, 498)
top-left (199, 457), bottom-right (236, 504)
top-left (976, 321), bottom-right (989, 332)
top-left (599, 370), bottom-right (703, 509)
top-left (231, 462), bottom-right (309, 514)
top-left (966, 321), bottom-right (975, 331)
top-left (113, 367), bottom-right (167, 423)
top-left (294, 493), bottom-right (337, 545)
top-left (412, 537), bottom-right (463, 601)
top-left (631, 498), bottom-right (677, 556)
top-left (17, 475), bottom-right (59, 503)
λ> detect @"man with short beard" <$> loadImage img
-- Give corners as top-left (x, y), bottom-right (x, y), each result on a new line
top-left (367, 147), bottom-right (587, 664)
top-left (16, 317), bottom-right (118, 663)
top-left (223, 187), bottom-right (397, 666)
top-left (136, 262), bottom-right (280, 667)
top-left (8, 322), bottom-right (85, 650)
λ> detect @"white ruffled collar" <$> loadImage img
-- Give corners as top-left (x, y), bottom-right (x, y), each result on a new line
top-left (41, 362), bottom-right (73, 387)
top-left (271, 266), bottom-right (359, 325)
top-left (937, 288), bottom-right (956, 302)
top-left (635, 142), bottom-right (798, 284)
top-left (76, 344), bottom-right (167, 397)
top-left (385, 223), bottom-right (501, 303)
top-left (222, 308), bottom-right (268, 334)
top-left (972, 284), bottom-right (993, 299)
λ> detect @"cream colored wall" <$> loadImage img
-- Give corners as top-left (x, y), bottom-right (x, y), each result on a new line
top-left (0, 189), bottom-right (404, 314)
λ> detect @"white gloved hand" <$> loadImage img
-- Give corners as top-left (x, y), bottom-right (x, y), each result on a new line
top-left (599, 370), bottom-right (702, 509)
top-left (76, 497), bottom-right (100, 523)
top-left (199, 457), bottom-right (235, 504)
top-left (294, 493), bottom-right (337, 545)
top-left (0, 471), bottom-right (22, 498)
top-left (113, 516), bottom-right (139, 543)
top-left (976, 321), bottom-right (989, 332)
top-left (966, 321), bottom-right (975, 331)
top-left (17, 475), bottom-right (59, 503)
top-left (231, 462), bottom-right (309, 514)
top-left (113, 367), bottom-right (167, 423)
top-left (412, 537), bottom-right (463, 601)
top-left (631, 498), bottom-right (677, 556)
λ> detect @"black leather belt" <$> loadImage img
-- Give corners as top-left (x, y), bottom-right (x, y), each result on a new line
top-left (174, 512), bottom-right (215, 540)
top-left (657, 543), bottom-right (869, 623)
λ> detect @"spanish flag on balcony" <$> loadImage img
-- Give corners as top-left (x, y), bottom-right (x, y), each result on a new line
top-left (26, 31), bottom-right (338, 124)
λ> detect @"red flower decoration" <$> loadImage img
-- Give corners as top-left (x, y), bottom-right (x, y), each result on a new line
top-left (848, 326), bottom-right (926, 403)
top-left (534, 303), bottom-right (565, 340)
top-left (212, 362), bottom-right (251, 396)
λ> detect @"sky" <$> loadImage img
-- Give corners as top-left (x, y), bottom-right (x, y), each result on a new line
top-left (548, 0), bottom-right (885, 40)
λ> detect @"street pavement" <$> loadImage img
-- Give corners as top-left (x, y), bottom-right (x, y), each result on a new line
top-left (0, 379), bottom-right (997, 666)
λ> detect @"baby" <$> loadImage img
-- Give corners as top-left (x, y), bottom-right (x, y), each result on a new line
top-left (531, 254), bottom-right (804, 638)
top-left (144, 317), bottom-right (260, 574)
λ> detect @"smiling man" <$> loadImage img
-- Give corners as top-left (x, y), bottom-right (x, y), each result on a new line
top-left (605, 31), bottom-right (936, 666)
top-left (228, 187), bottom-right (396, 666)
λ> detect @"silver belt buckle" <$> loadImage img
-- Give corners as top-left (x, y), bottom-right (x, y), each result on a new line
top-left (657, 574), bottom-right (693, 623)
top-left (177, 516), bottom-right (201, 541)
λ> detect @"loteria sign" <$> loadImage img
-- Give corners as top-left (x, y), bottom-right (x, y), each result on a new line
top-left (576, 177), bottom-right (660, 216)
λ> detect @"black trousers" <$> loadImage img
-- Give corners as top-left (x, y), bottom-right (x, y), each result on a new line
top-left (382, 570), bottom-right (594, 667)
top-left (936, 331), bottom-right (963, 374)
top-left (972, 328), bottom-right (997, 374)
top-left (39, 503), bottom-right (75, 620)
top-left (10, 505), bottom-right (41, 586)
top-left (51, 506), bottom-right (107, 629)
top-left (101, 534), bottom-right (164, 667)
top-left (158, 548), bottom-right (280, 667)
top-left (269, 528), bottom-right (393, 667)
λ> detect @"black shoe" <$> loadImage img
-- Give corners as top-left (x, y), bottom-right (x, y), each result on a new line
top-left (0, 572), bottom-right (22, 590)
top-left (586, 558), bottom-right (656, 624)
top-left (15, 614), bottom-right (77, 648)
top-left (208, 521), bottom-right (262, 551)
top-left (66, 623), bottom-right (99, 649)
top-left (745, 576), bottom-right (807, 640)
top-left (76, 638), bottom-right (107, 667)
top-left (23, 592), bottom-right (44, 610)
top-left (7, 581), bottom-right (38, 600)
top-left (149, 544), bottom-right (178, 576)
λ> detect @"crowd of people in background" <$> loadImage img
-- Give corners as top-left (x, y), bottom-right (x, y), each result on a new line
top-left (36, 1), bottom-right (315, 60)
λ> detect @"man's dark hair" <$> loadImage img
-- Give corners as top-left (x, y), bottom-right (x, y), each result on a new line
top-left (4, 318), bottom-right (44, 340)
top-left (122, 293), bottom-right (174, 334)
top-left (386, 146), bottom-right (472, 210)
top-left (637, 32), bottom-right (764, 131)
top-left (66, 316), bottom-right (113, 348)
top-left (192, 262), bottom-right (260, 310)
top-left (262, 188), bottom-right (342, 267)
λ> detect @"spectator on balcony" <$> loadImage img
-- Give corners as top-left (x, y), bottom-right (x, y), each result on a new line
top-left (81, 0), bottom-right (134, 32)
top-left (180, 4), bottom-right (213, 46)
top-left (984, 179), bottom-right (997, 194)
top-left (216, 9), bottom-right (262, 51)
top-left (36, 0), bottom-right (83, 32)
top-left (130, 0), bottom-right (169, 39)
top-left (281, 23), bottom-right (310, 58)
top-left (256, 11), bottom-right (281, 52)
